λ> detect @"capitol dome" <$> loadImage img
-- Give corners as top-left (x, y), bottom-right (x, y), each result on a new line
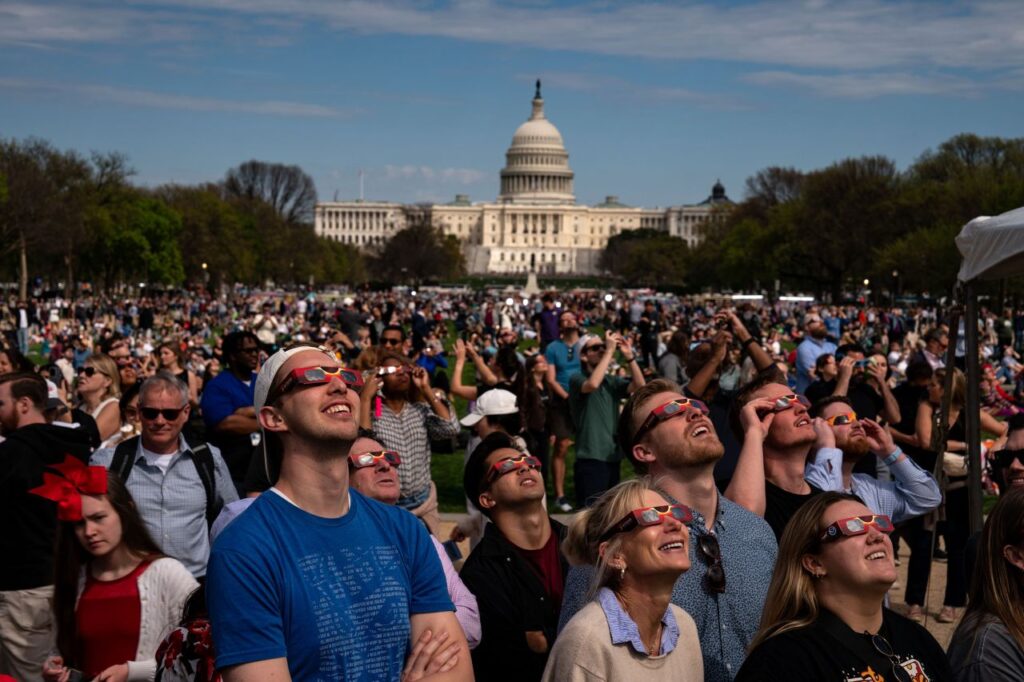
top-left (499, 80), bottom-right (575, 205)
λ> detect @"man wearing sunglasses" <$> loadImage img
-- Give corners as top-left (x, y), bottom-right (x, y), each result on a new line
top-left (206, 345), bottom-right (472, 682)
top-left (544, 310), bottom-right (582, 512)
top-left (805, 397), bottom-right (940, 525)
top-left (92, 372), bottom-right (238, 579)
top-left (726, 369), bottom-right (844, 542)
top-left (559, 379), bottom-right (778, 682)
top-left (460, 431), bottom-right (569, 682)
top-left (569, 331), bottom-right (645, 508)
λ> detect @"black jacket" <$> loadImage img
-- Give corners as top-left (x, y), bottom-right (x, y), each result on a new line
top-left (0, 423), bottom-right (92, 590)
top-left (459, 518), bottom-right (568, 682)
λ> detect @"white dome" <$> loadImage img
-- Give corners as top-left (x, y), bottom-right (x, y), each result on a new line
top-left (499, 82), bottom-right (575, 205)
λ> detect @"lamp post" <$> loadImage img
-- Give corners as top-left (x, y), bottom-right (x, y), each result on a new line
top-left (891, 269), bottom-right (899, 306)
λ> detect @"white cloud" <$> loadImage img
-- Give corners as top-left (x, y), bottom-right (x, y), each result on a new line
top-left (0, 77), bottom-right (356, 118)
top-left (383, 164), bottom-right (486, 184)
top-left (743, 70), bottom-right (983, 99)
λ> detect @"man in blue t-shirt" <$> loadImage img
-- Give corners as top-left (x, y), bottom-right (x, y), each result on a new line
top-left (200, 331), bottom-right (260, 491)
top-left (543, 310), bottom-right (581, 512)
top-left (206, 345), bottom-right (472, 682)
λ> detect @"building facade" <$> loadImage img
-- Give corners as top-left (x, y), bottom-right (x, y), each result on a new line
top-left (315, 82), bottom-right (732, 274)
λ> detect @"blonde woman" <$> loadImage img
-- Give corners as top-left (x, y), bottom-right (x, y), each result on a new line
top-left (543, 478), bottom-right (702, 681)
top-left (736, 491), bottom-right (950, 681)
top-left (76, 353), bottom-right (122, 448)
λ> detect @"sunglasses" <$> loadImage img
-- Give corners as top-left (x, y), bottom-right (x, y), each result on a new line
top-left (871, 633), bottom-right (909, 682)
top-left (600, 504), bottom-right (694, 542)
top-left (820, 514), bottom-right (894, 542)
top-left (349, 450), bottom-right (401, 469)
top-left (78, 366), bottom-right (105, 378)
top-left (377, 365), bottom-right (409, 376)
top-left (825, 411), bottom-right (858, 426)
top-left (139, 406), bottom-right (187, 421)
top-left (633, 398), bottom-right (710, 445)
top-left (272, 366), bottom-right (364, 403)
top-left (380, 337), bottom-right (403, 347)
top-left (698, 533), bottom-right (727, 593)
top-left (585, 344), bottom-right (606, 353)
top-left (757, 393), bottom-right (811, 417)
top-left (485, 454), bottom-right (541, 484)
top-left (994, 449), bottom-right (1024, 469)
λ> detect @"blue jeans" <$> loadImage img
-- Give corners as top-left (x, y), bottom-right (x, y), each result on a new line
top-left (16, 328), bottom-right (29, 356)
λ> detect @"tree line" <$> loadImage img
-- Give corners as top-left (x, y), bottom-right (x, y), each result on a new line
top-left (604, 133), bottom-right (1024, 300)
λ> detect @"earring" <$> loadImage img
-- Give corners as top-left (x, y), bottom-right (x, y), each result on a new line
top-left (619, 566), bottom-right (626, 580)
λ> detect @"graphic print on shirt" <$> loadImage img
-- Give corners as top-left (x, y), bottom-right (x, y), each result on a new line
top-left (843, 657), bottom-right (929, 682)
top-left (298, 543), bottom-right (409, 680)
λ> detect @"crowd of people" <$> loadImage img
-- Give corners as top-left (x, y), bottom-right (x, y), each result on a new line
top-left (2, 286), bottom-right (1024, 681)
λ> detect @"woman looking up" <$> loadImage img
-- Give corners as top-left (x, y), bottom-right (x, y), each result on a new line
top-left (736, 491), bottom-right (950, 681)
top-left (543, 478), bottom-right (703, 681)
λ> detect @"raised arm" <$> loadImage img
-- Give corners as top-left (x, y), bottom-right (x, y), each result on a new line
top-left (724, 397), bottom-right (778, 517)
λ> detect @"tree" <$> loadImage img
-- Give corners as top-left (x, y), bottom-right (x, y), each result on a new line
top-left (222, 160), bottom-right (317, 225)
top-left (600, 229), bottom-right (689, 286)
top-left (374, 223), bottom-right (465, 284)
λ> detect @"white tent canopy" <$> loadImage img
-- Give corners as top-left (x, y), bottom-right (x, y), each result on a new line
top-left (956, 205), bottom-right (1024, 282)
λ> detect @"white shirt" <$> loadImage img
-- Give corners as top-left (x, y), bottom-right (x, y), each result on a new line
top-left (141, 444), bottom-right (179, 475)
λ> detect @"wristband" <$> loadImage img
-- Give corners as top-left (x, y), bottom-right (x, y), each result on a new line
top-left (623, 356), bottom-right (636, 363)
top-left (882, 448), bottom-right (903, 467)
top-left (741, 337), bottom-right (757, 347)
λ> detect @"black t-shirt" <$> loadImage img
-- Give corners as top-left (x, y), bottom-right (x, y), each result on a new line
top-left (736, 607), bottom-right (952, 682)
top-left (765, 480), bottom-right (824, 542)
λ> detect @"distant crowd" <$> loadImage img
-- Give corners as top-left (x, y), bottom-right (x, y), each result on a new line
top-left (2, 287), bottom-right (1024, 681)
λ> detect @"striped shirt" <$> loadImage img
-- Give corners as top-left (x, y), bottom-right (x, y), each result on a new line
top-left (91, 435), bottom-right (239, 577)
top-left (370, 399), bottom-right (460, 501)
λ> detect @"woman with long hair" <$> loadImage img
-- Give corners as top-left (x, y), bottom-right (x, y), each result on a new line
top-left (156, 342), bottom-right (200, 408)
top-left (948, 487), bottom-right (1024, 680)
top-left (0, 345), bottom-right (36, 373)
top-left (522, 353), bottom-right (551, 482)
top-left (76, 353), bottom-right (122, 448)
top-left (38, 461), bottom-right (197, 682)
top-left (543, 478), bottom-right (702, 681)
top-left (736, 491), bottom-right (950, 681)
top-left (906, 367), bottom-right (1008, 623)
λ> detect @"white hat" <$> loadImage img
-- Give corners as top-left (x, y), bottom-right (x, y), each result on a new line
top-left (254, 345), bottom-right (335, 411)
top-left (460, 389), bottom-right (519, 427)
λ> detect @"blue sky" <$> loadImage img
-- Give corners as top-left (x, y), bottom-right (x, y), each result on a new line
top-left (2, 0), bottom-right (1023, 208)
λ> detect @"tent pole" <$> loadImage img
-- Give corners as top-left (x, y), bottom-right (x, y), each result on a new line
top-left (964, 281), bottom-right (984, 535)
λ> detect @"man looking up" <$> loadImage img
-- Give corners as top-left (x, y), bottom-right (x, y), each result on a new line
top-left (569, 331), bottom-right (645, 507)
top-left (460, 431), bottom-right (567, 681)
top-left (200, 331), bottom-right (261, 492)
top-left (544, 310), bottom-right (581, 512)
top-left (92, 372), bottom-right (238, 578)
top-left (558, 379), bottom-right (778, 681)
top-left (805, 396), bottom-right (941, 522)
top-left (206, 346), bottom-right (471, 681)
top-left (0, 372), bottom-right (92, 681)
top-left (725, 369), bottom-right (842, 541)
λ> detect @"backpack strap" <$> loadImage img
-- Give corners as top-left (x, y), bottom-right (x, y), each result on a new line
top-left (189, 443), bottom-right (222, 530)
top-left (110, 436), bottom-right (141, 483)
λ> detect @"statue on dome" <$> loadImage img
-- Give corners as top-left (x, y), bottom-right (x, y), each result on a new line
top-left (535, 79), bottom-right (542, 99)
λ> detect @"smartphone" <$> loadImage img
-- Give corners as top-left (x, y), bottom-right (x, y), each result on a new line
top-left (854, 359), bottom-right (870, 368)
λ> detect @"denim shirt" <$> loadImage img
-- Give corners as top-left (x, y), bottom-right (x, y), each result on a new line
top-left (597, 587), bottom-right (680, 656)
top-left (559, 494), bottom-right (777, 681)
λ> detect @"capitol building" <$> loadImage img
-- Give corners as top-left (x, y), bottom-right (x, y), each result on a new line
top-left (314, 82), bottom-right (732, 275)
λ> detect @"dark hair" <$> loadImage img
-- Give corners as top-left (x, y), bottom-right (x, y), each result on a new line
top-left (377, 351), bottom-right (423, 403)
top-left (463, 431), bottom-right (520, 515)
top-left (495, 346), bottom-right (525, 399)
top-left (98, 333), bottom-right (127, 355)
top-left (814, 353), bottom-right (834, 373)
top-left (684, 342), bottom-right (717, 382)
top-left (905, 360), bottom-right (934, 384)
top-left (381, 325), bottom-right (407, 342)
top-left (665, 330), bottom-right (690, 360)
top-left (0, 371), bottom-right (47, 410)
top-left (0, 347), bottom-right (35, 373)
top-left (221, 331), bottom-right (259, 367)
top-left (835, 343), bottom-right (864, 360)
top-left (1008, 413), bottom-right (1024, 434)
top-left (157, 341), bottom-right (187, 368)
top-left (809, 395), bottom-right (852, 419)
top-left (119, 382), bottom-right (141, 418)
top-left (728, 366), bottom-right (788, 440)
top-left (53, 472), bottom-right (164, 665)
top-left (616, 378), bottom-right (681, 474)
top-left (484, 411), bottom-right (523, 436)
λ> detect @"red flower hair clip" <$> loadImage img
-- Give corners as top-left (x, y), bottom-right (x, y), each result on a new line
top-left (29, 455), bottom-right (108, 522)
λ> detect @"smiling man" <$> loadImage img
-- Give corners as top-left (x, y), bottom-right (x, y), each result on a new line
top-left (460, 431), bottom-right (569, 682)
top-left (91, 371), bottom-right (238, 578)
top-left (206, 345), bottom-right (472, 682)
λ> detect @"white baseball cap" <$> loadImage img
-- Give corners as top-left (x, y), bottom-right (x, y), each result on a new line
top-left (460, 389), bottom-right (519, 427)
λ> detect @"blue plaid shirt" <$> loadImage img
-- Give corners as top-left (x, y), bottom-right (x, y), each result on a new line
top-left (92, 435), bottom-right (239, 577)
top-left (559, 494), bottom-right (777, 681)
